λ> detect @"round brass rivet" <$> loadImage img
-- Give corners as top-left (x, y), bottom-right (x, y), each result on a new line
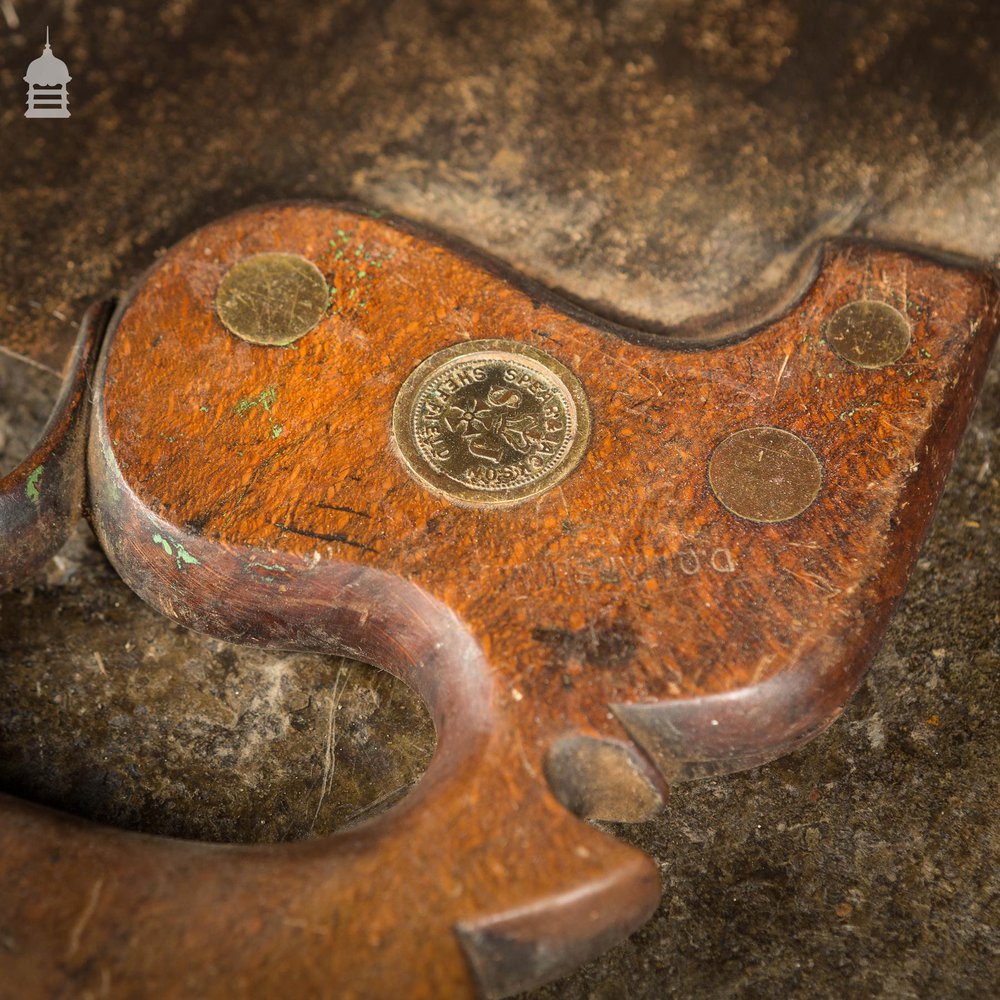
top-left (216, 252), bottom-right (329, 346)
top-left (393, 339), bottom-right (591, 508)
top-left (709, 426), bottom-right (822, 523)
top-left (825, 300), bottom-right (910, 368)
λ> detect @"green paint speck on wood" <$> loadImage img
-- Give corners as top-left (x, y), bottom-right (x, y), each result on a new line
top-left (174, 544), bottom-right (200, 567)
top-left (25, 465), bottom-right (44, 503)
top-left (235, 386), bottom-right (284, 440)
top-left (236, 386), bottom-right (278, 417)
top-left (152, 533), bottom-right (173, 556)
top-left (152, 533), bottom-right (201, 570)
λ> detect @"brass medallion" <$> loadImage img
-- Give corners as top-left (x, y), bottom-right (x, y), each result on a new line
top-left (216, 252), bottom-right (329, 346)
top-left (709, 426), bottom-right (822, 523)
top-left (825, 300), bottom-right (910, 369)
top-left (393, 340), bottom-right (591, 507)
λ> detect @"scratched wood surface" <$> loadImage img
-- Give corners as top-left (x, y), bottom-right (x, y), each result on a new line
top-left (0, 203), bottom-right (996, 997)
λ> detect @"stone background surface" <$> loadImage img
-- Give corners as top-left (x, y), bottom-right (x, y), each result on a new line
top-left (0, 1), bottom-right (997, 996)
top-left (2, 0), bottom-right (999, 368)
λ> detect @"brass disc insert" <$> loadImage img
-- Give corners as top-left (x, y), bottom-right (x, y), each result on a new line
top-left (825, 300), bottom-right (911, 368)
top-left (709, 426), bottom-right (823, 523)
top-left (393, 339), bottom-right (591, 507)
top-left (216, 252), bottom-right (329, 346)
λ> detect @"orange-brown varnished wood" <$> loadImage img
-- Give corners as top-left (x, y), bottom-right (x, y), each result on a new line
top-left (102, 205), bottom-right (997, 748)
top-left (1, 203), bottom-right (996, 998)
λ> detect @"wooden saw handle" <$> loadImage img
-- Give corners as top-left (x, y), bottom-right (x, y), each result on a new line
top-left (0, 203), bottom-right (996, 998)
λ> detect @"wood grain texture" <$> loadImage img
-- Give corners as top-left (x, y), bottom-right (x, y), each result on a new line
top-left (0, 202), bottom-right (996, 997)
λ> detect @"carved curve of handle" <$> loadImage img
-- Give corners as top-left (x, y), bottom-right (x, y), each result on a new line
top-left (0, 411), bottom-right (661, 999)
top-left (0, 344), bottom-right (660, 999)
